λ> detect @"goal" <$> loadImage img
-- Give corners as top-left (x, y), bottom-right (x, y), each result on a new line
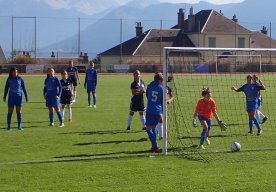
top-left (162, 47), bottom-right (276, 162)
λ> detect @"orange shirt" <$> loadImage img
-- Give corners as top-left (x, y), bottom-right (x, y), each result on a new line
top-left (195, 98), bottom-right (216, 120)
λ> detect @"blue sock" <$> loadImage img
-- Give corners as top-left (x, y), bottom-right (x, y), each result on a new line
top-left (49, 112), bottom-right (54, 123)
top-left (17, 112), bottom-right (22, 129)
top-left (253, 117), bottom-right (261, 130)
top-left (249, 119), bottom-right (254, 132)
top-left (57, 111), bottom-right (63, 124)
top-left (88, 95), bottom-right (91, 105)
top-left (93, 95), bottom-right (96, 105)
top-left (147, 129), bottom-right (158, 148)
top-left (200, 129), bottom-right (207, 145)
top-left (7, 112), bottom-right (12, 129)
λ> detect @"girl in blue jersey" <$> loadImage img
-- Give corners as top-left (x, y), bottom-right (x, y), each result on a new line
top-left (43, 68), bottom-right (64, 127)
top-left (232, 75), bottom-right (265, 135)
top-left (84, 62), bottom-right (97, 108)
top-left (145, 72), bottom-right (164, 153)
top-left (3, 67), bottom-right (28, 131)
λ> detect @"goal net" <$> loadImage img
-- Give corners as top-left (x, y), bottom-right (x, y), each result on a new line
top-left (163, 47), bottom-right (276, 162)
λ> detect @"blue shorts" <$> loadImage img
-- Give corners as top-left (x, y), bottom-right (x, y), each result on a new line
top-left (145, 113), bottom-right (161, 127)
top-left (198, 115), bottom-right (212, 130)
top-left (46, 95), bottom-right (60, 108)
top-left (246, 101), bottom-right (258, 112)
top-left (87, 86), bottom-right (96, 94)
top-left (8, 95), bottom-right (23, 108)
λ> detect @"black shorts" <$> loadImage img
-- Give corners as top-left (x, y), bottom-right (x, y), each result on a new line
top-left (72, 79), bottom-right (78, 87)
top-left (130, 101), bottom-right (145, 112)
top-left (60, 92), bottom-right (72, 105)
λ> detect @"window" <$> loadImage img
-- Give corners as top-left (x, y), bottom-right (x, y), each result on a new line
top-left (238, 37), bottom-right (245, 48)
top-left (208, 37), bottom-right (216, 48)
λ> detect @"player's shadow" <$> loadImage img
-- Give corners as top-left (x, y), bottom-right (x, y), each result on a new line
top-left (59, 130), bottom-right (142, 135)
top-left (74, 138), bottom-right (148, 146)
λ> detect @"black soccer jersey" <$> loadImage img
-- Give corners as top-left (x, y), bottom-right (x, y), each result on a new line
top-left (60, 79), bottom-right (73, 93)
top-left (130, 80), bottom-right (145, 104)
top-left (67, 67), bottom-right (78, 81)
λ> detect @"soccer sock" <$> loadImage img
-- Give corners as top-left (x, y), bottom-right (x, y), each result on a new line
top-left (17, 112), bottom-right (22, 128)
top-left (156, 122), bottom-right (163, 138)
top-left (74, 91), bottom-right (77, 100)
top-left (256, 110), bottom-right (260, 122)
top-left (258, 111), bottom-right (266, 119)
top-left (147, 129), bottom-right (158, 148)
top-left (93, 95), bottom-right (96, 105)
top-left (200, 129), bottom-right (207, 145)
top-left (68, 107), bottom-right (72, 119)
top-left (7, 112), bottom-right (12, 128)
top-left (61, 108), bottom-right (65, 120)
top-left (49, 112), bottom-right (54, 123)
top-left (253, 117), bottom-right (262, 130)
top-left (249, 119), bottom-right (254, 132)
top-left (139, 115), bottom-right (146, 128)
top-left (88, 95), bottom-right (91, 105)
top-left (127, 115), bottom-right (133, 127)
top-left (57, 111), bottom-right (63, 124)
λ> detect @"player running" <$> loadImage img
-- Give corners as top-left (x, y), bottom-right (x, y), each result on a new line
top-left (67, 60), bottom-right (80, 102)
top-left (193, 88), bottom-right (226, 149)
top-left (84, 61), bottom-right (97, 108)
top-left (126, 70), bottom-right (146, 131)
top-left (3, 67), bottom-right (28, 131)
top-left (44, 68), bottom-right (64, 127)
top-left (252, 74), bottom-right (268, 124)
top-left (231, 74), bottom-right (266, 135)
top-left (145, 72), bottom-right (164, 153)
top-left (60, 70), bottom-right (73, 122)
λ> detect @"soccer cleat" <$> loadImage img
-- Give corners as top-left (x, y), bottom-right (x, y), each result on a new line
top-left (18, 127), bottom-right (24, 131)
top-left (58, 123), bottom-right (65, 127)
top-left (126, 126), bottom-right (131, 131)
top-left (197, 145), bottom-right (205, 149)
top-left (68, 118), bottom-right (72, 122)
top-left (142, 127), bottom-right (147, 131)
top-left (94, 105), bottom-right (97, 108)
top-left (206, 137), bottom-right (211, 145)
top-left (72, 99), bottom-right (76, 103)
top-left (49, 122), bottom-right (54, 126)
top-left (248, 131), bottom-right (254, 135)
top-left (262, 117), bottom-right (268, 124)
top-left (88, 105), bottom-right (92, 108)
top-left (257, 129), bottom-right (263, 135)
top-left (151, 147), bottom-right (161, 153)
top-left (159, 137), bottom-right (163, 140)
top-left (7, 127), bottom-right (12, 131)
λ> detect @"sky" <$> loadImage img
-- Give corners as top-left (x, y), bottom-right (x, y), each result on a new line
top-left (39, 0), bottom-right (245, 15)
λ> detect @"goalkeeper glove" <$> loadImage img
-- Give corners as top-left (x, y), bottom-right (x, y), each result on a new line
top-left (218, 120), bottom-right (227, 131)
top-left (192, 118), bottom-right (197, 128)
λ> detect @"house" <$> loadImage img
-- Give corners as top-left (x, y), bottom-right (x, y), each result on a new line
top-left (100, 8), bottom-right (276, 65)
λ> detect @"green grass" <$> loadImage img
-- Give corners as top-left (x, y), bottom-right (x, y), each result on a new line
top-left (0, 74), bottom-right (275, 192)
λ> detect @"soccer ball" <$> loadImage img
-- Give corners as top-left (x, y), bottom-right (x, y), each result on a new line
top-left (231, 142), bottom-right (241, 152)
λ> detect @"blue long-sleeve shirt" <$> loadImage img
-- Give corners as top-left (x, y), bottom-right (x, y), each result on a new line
top-left (84, 68), bottom-right (97, 87)
top-left (43, 76), bottom-right (62, 98)
top-left (4, 77), bottom-right (28, 101)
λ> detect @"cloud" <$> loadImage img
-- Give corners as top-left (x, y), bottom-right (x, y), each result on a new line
top-left (158, 0), bottom-right (245, 4)
top-left (44, 0), bottom-right (71, 10)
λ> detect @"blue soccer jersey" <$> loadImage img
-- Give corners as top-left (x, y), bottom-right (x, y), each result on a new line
top-left (44, 76), bottom-right (62, 98)
top-left (146, 81), bottom-right (163, 115)
top-left (85, 68), bottom-right (97, 87)
top-left (237, 83), bottom-right (263, 111)
top-left (4, 77), bottom-right (28, 107)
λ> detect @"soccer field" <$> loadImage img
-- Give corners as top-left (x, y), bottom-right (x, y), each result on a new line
top-left (0, 74), bottom-right (275, 192)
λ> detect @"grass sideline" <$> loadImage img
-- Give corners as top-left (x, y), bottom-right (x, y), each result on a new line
top-left (0, 74), bottom-right (275, 191)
